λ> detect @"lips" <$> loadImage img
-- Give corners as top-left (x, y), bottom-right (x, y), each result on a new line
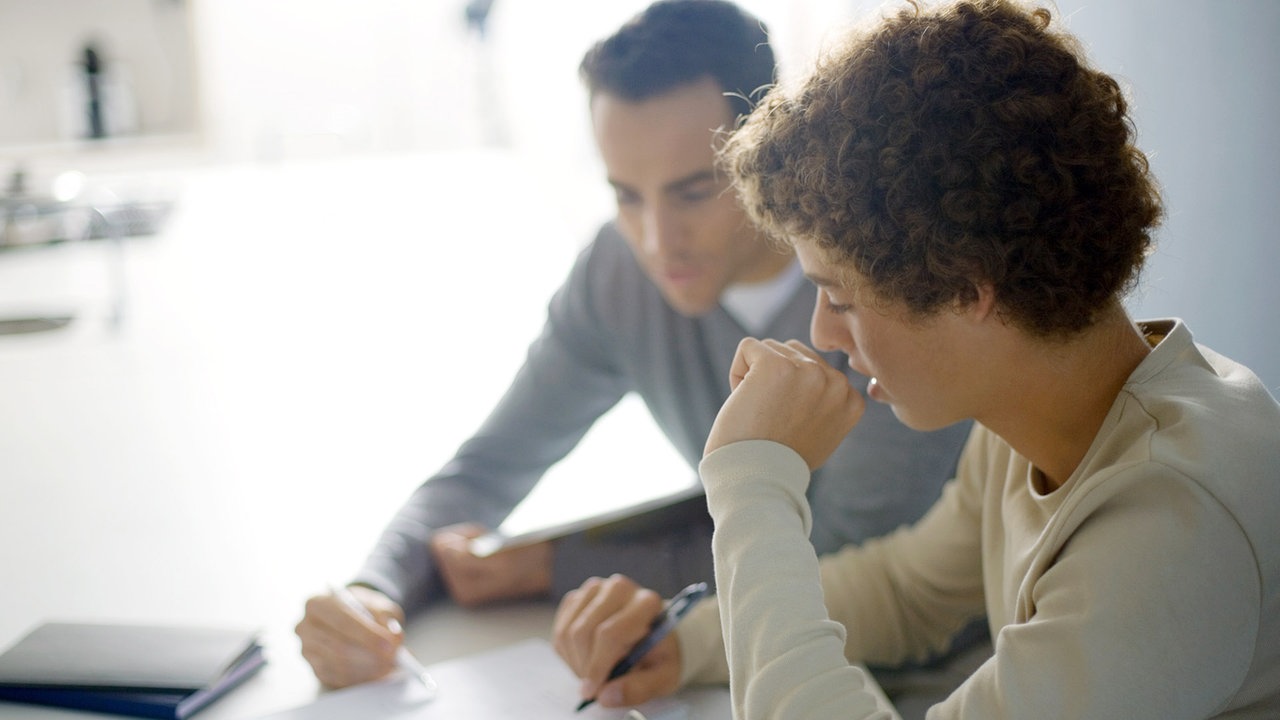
top-left (661, 265), bottom-right (702, 285)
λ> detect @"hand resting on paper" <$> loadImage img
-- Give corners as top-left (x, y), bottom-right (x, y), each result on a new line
top-left (295, 585), bottom-right (406, 688)
top-left (429, 522), bottom-right (554, 607)
top-left (553, 574), bottom-right (682, 708)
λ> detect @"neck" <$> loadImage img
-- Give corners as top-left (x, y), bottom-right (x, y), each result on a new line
top-left (978, 305), bottom-right (1152, 490)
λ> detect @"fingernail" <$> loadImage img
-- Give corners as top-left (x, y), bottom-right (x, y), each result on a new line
top-left (599, 685), bottom-right (624, 707)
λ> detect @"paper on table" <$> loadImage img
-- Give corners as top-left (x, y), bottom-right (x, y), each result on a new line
top-left (253, 638), bottom-right (729, 720)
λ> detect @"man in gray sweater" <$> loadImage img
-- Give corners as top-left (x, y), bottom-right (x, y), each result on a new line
top-left (295, 0), bottom-right (971, 688)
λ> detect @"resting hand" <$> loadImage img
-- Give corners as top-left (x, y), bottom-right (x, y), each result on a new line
top-left (295, 585), bottom-right (405, 688)
top-left (553, 574), bottom-right (681, 708)
top-left (429, 522), bottom-right (553, 607)
top-left (705, 338), bottom-right (865, 469)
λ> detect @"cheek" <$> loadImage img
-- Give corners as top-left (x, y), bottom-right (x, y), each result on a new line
top-left (615, 207), bottom-right (640, 240)
top-left (852, 323), bottom-right (896, 374)
top-left (615, 213), bottom-right (650, 260)
top-left (700, 198), bottom-right (745, 243)
top-left (878, 335), bottom-right (938, 393)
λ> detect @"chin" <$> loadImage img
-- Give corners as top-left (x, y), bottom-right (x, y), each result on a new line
top-left (887, 404), bottom-right (947, 432)
top-left (664, 291), bottom-right (719, 318)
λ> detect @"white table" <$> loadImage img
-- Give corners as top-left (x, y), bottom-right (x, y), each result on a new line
top-left (0, 151), bottom-right (666, 718)
top-left (0, 151), bottom-right (908, 720)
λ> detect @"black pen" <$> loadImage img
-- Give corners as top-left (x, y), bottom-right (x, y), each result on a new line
top-left (575, 581), bottom-right (709, 712)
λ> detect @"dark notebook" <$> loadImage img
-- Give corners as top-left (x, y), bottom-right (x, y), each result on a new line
top-left (0, 622), bottom-right (266, 719)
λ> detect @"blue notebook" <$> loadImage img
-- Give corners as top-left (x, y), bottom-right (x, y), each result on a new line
top-left (0, 622), bottom-right (266, 719)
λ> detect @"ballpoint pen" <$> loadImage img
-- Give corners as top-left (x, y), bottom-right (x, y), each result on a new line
top-left (328, 584), bottom-right (438, 696)
top-left (576, 581), bottom-right (709, 712)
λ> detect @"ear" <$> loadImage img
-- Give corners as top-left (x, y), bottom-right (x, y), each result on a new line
top-left (967, 282), bottom-right (999, 324)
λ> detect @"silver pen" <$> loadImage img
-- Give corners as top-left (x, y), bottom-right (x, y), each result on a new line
top-left (329, 584), bottom-right (438, 696)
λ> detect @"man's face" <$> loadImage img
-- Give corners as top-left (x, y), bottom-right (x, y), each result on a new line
top-left (590, 77), bottom-right (788, 316)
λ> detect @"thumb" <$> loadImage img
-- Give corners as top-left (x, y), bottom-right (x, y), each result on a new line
top-left (596, 665), bottom-right (677, 709)
top-left (438, 522), bottom-right (489, 540)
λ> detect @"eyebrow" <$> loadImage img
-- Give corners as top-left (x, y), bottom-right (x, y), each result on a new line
top-left (608, 169), bottom-right (719, 196)
top-left (804, 272), bottom-right (840, 289)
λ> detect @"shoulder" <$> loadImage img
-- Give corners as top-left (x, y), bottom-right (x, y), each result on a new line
top-left (1109, 319), bottom-right (1280, 541)
top-left (575, 222), bottom-right (639, 274)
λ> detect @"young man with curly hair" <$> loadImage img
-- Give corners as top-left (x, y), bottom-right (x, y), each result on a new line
top-left (552, 0), bottom-right (1280, 716)
top-left (293, 0), bottom-right (972, 689)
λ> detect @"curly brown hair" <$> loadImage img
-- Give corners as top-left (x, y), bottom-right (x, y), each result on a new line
top-left (722, 0), bottom-right (1163, 337)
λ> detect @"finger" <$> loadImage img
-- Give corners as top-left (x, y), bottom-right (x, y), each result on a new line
top-left (781, 338), bottom-right (830, 365)
top-left (431, 531), bottom-right (480, 577)
top-left (565, 576), bottom-right (642, 678)
top-left (732, 337), bottom-right (813, 390)
top-left (761, 338), bottom-right (826, 370)
top-left (438, 522), bottom-right (489, 541)
top-left (431, 531), bottom-right (474, 568)
top-left (347, 586), bottom-right (406, 630)
top-left (553, 576), bottom-right (603, 645)
top-left (298, 625), bottom-right (362, 687)
top-left (729, 337), bottom-right (789, 390)
top-left (564, 576), bottom-right (641, 682)
top-left (430, 523), bottom-right (489, 558)
top-left (310, 593), bottom-right (399, 659)
top-left (589, 634), bottom-right (681, 708)
top-left (432, 534), bottom-right (497, 606)
top-left (552, 577), bottom-right (605, 670)
top-left (297, 607), bottom-right (397, 688)
top-left (304, 636), bottom-right (397, 689)
top-left (578, 579), bottom-right (663, 691)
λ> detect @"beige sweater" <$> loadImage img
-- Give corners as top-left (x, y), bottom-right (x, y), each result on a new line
top-left (679, 319), bottom-right (1280, 718)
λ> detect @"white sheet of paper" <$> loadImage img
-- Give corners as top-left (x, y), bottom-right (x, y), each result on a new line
top-left (252, 638), bottom-right (729, 720)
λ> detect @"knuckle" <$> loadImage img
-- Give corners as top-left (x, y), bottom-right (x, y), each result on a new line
top-left (594, 617), bottom-right (630, 651)
top-left (634, 587), bottom-right (662, 611)
top-left (566, 617), bottom-right (594, 648)
top-left (603, 573), bottom-right (636, 592)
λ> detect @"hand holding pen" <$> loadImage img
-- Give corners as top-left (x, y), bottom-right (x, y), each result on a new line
top-left (325, 585), bottom-right (438, 696)
top-left (553, 577), bottom-right (708, 711)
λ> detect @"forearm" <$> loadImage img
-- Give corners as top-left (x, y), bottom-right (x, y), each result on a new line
top-left (818, 480), bottom-right (987, 668)
top-left (354, 323), bottom-right (628, 613)
top-left (351, 481), bottom-right (468, 614)
top-left (701, 441), bottom-right (892, 719)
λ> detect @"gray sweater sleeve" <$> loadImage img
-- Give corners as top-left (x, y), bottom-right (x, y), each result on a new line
top-left (352, 221), bottom-right (974, 615)
top-left (352, 228), bottom-right (631, 613)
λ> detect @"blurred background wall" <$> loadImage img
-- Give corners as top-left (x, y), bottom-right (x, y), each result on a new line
top-left (2, 0), bottom-right (1277, 384)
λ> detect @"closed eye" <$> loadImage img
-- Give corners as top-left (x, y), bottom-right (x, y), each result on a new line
top-left (614, 188), bottom-right (641, 206)
top-left (676, 186), bottom-right (715, 204)
top-left (821, 290), bottom-right (854, 314)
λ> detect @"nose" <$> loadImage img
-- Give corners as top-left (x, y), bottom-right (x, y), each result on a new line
top-left (640, 204), bottom-right (681, 256)
top-left (810, 290), bottom-right (850, 353)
